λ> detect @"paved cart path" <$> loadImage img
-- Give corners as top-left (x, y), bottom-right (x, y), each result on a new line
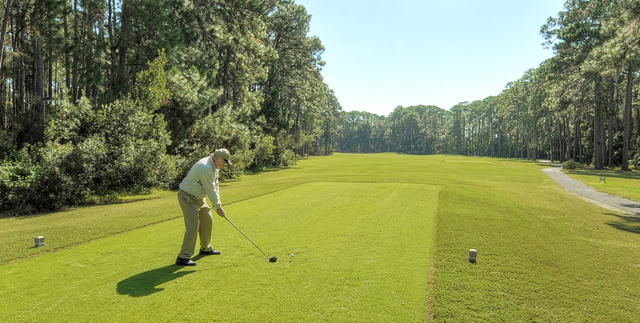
top-left (541, 164), bottom-right (640, 216)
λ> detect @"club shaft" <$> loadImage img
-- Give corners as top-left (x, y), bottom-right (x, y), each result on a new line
top-left (223, 216), bottom-right (270, 260)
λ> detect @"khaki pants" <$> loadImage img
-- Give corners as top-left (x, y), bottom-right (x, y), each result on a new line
top-left (177, 189), bottom-right (214, 259)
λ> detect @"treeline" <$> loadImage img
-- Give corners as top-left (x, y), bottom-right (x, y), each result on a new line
top-left (338, 0), bottom-right (640, 171)
top-left (0, 0), bottom-right (342, 213)
top-left (3, 0), bottom-right (640, 214)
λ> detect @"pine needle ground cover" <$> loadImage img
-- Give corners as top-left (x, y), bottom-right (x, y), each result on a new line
top-left (2, 154), bottom-right (640, 322)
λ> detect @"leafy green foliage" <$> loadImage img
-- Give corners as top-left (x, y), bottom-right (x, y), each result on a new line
top-left (0, 55), bottom-right (178, 213)
top-left (1, 0), bottom-right (347, 213)
top-left (0, 158), bottom-right (42, 213)
top-left (162, 61), bottom-right (221, 153)
top-left (132, 50), bottom-right (173, 111)
top-left (0, 129), bottom-right (17, 160)
top-left (562, 159), bottom-right (581, 169)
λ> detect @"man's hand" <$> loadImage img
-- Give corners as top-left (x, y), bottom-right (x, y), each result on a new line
top-left (216, 207), bottom-right (226, 217)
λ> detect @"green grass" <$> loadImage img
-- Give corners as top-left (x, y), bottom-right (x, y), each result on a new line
top-left (564, 168), bottom-right (640, 202)
top-left (1, 153), bottom-right (640, 322)
top-left (1, 181), bottom-right (439, 322)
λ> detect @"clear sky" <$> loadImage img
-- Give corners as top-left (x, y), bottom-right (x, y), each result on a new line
top-left (294, 0), bottom-right (567, 116)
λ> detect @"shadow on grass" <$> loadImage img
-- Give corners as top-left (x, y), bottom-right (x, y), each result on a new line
top-left (605, 213), bottom-right (640, 234)
top-left (565, 169), bottom-right (640, 180)
top-left (620, 203), bottom-right (640, 210)
top-left (0, 195), bottom-right (165, 219)
top-left (535, 163), bottom-right (561, 169)
top-left (117, 264), bottom-right (196, 297)
top-left (243, 166), bottom-right (298, 177)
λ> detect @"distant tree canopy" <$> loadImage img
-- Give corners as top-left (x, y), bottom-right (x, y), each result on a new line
top-left (338, 0), bottom-right (640, 173)
top-left (2, 0), bottom-right (640, 214)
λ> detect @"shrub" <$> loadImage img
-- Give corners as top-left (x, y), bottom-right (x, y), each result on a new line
top-left (0, 129), bottom-right (16, 160)
top-left (252, 135), bottom-right (276, 169)
top-left (0, 158), bottom-right (41, 214)
top-left (562, 159), bottom-right (587, 170)
top-left (631, 154), bottom-right (640, 170)
top-left (38, 141), bottom-right (93, 208)
top-left (0, 53), bottom-right (181, 214)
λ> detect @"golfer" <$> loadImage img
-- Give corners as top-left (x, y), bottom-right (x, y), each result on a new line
top-left (175, 148), bottom-right (232, 266)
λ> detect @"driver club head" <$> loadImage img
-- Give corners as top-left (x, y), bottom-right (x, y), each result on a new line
top-left (269, 256), bottom-right (278, 262)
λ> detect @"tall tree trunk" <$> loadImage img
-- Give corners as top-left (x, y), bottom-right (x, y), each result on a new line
top-left (573, 116), bottom-right (580, 162)
top-left (635, 90), bottom-right (639, 141)
top-left (117, 0), bottom-right (131, 98)
top-left (594, 75), bottom-right (605, 170)
top-left (525, 133), bottom-right (530, 160)
top-left (578, 119), bottom-right (583, 164)
top-left (15, 3), bottom-right (24, 114)
top-left (35, 11), bottom-right (45, 117)
top-left (548, 118), bottom-right (553, 161)
top-left (63, 2), bottom-right (70, 90)
top-left (0, 0), bottom-right (13, 75)
top-left (607, 78), bottom-right (616, 168)
top-left (622, 65), bottom-right (632, 171)
top-left (478, 118), bottom-right (483, 157)
top-left (516, 129), bottom-right (520, 158)
top-left (559, 117), bottom-right (563, 162)
top-left (497, 130), bottom-right (501, 157)
top-left (635, 91), bottom-right (639, 141)
top-left (563, 115), bottom-right (570, 162)
top-left (94, 14), bottom-right (104, 103)
top-left (48, 20), bottom-right (53, 100)
top-left (607, 115), bottom-right (614, 168)
top-left (72, 0), bottom-right (79, 102)
top-left (84, 3), bottom-right (92, 100)
top-left (0, 0), bottom-right (10, 130)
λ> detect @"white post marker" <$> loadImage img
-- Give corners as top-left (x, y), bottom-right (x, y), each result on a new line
top-left (35, 236), bottom-right (45, 247)
top-left (469, 249), bottom-right (477, 263)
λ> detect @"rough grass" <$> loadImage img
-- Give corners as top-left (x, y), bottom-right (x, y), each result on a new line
top-left (564, 168), bottom-right (640, 202)
top-left (1, 154), bottom-right (640, 322)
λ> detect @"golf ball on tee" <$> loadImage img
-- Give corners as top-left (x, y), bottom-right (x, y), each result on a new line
top-left (291, 254), bottom-right (294, 257)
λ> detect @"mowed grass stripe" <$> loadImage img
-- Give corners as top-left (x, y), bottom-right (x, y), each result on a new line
top-left (434, 166), bottom-right (640, 321)
top-left (3, 153), bottom-right (640, 322)
top-left (0, 182), bottom-right (441, 322)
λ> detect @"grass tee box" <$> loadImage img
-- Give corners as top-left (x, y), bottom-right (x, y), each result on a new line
top-left (0, 182), bottom-right (440, 322)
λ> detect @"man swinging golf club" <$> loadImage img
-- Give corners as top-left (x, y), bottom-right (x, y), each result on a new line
top-left (175, 148), bottom-right (232, 266)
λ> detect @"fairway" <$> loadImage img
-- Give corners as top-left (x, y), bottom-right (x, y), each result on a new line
top-left (3, 153), bottom-right (640, 322)
top-left (1, 181), bottom-right (440, 322)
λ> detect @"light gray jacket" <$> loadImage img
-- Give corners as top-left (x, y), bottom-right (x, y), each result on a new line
top-left (178, 156), bottom-right (222, 209)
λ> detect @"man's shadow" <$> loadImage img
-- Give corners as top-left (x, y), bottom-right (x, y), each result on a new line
top-left (117, 259), bottom-right (201, 297)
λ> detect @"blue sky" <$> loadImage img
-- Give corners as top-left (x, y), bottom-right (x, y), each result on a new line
top-left (294, 0), bottom-right (567, 116)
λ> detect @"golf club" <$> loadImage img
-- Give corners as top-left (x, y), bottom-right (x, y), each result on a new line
top-left (223, 215), bottom-right (278, 262)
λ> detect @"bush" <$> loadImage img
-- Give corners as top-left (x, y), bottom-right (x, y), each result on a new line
top-left (0, 129), bottom-right (17, 160)
top-left (0, 54), bottom-right (181, 214)
top-left (631, 154), bottom-right (640, 170)
top-left (562, 159), bottom-right (584, 170)
top-left (0, 158), bottom-right (41, 214)
top-left (252, 135), bottom-right (276, 169)
top-left (38, 141), bottom-right (93, 208)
